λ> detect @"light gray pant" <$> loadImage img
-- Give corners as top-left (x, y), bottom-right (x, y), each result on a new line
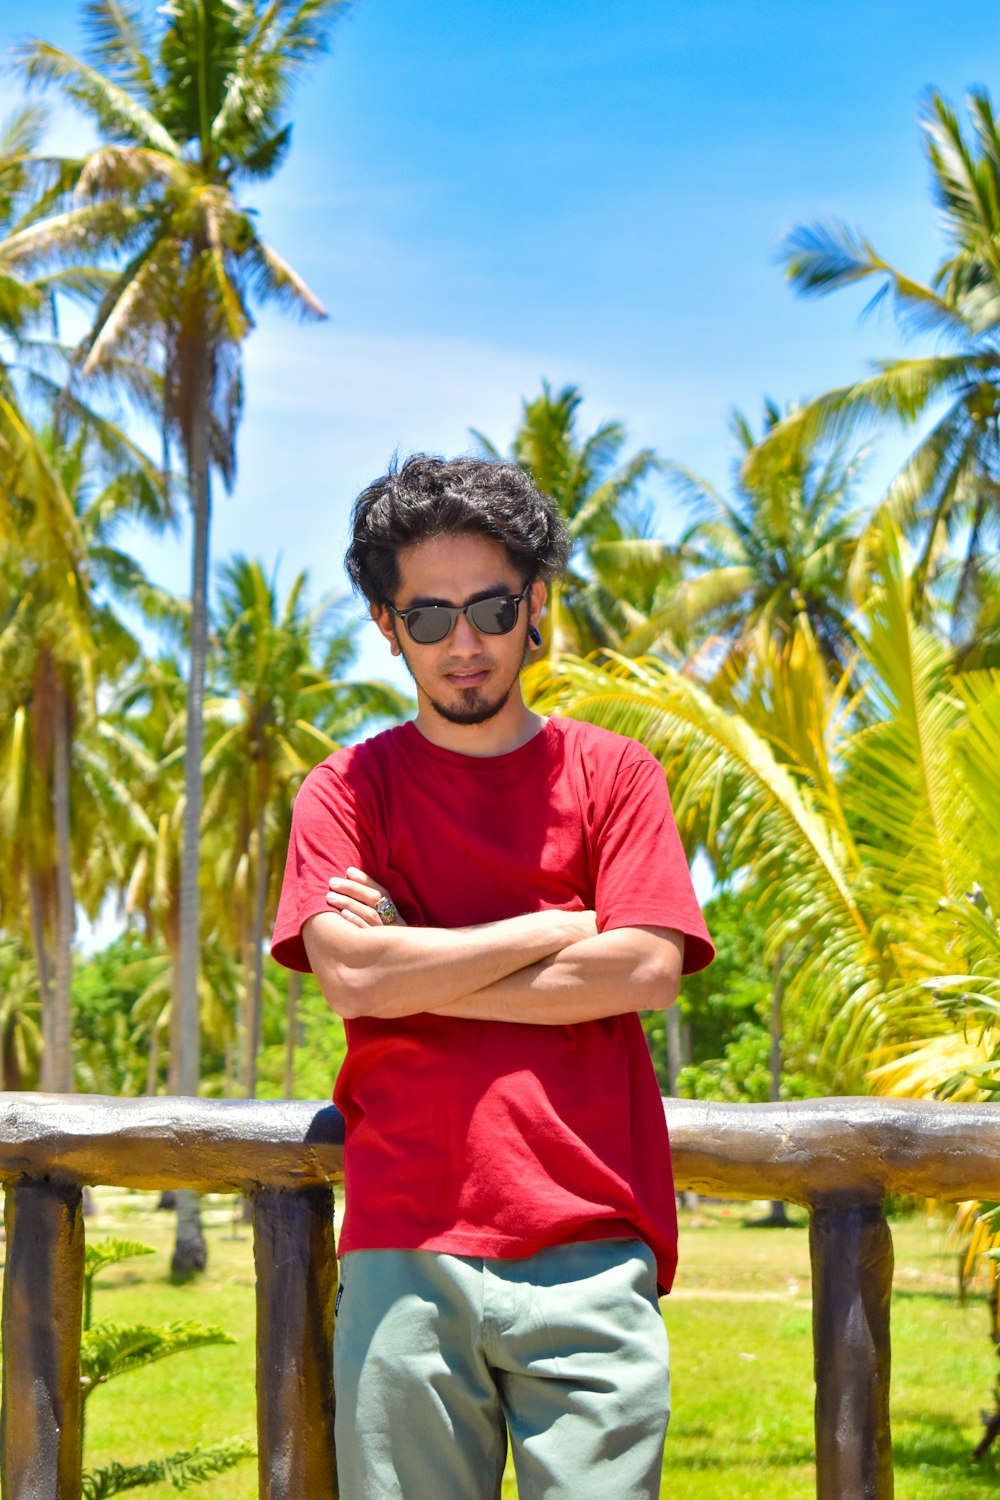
top-left (333, 1238), bottom-right (670, 1500)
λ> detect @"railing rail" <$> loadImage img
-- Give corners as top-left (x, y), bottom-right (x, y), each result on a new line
top-left (1, 1094), bottom-right (998, 1500)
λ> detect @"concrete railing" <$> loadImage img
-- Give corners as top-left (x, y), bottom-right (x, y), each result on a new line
top-left (2, 1094), bottom-right (998, 1499)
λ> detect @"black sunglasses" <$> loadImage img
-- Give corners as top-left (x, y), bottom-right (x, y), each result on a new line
top-left (389, 586), bottom-right (530, 645)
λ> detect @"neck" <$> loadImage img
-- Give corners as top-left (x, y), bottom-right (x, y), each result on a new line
top-left (412, 690), bottom-right (545, 758)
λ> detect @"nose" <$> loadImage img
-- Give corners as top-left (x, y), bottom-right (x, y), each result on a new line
top-left (448, 611), bottom-right (482, 655)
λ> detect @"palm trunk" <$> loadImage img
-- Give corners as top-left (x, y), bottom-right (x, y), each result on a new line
top-left (28, 870), bottom-right (54, 1075)
top-left (666, 1006), bottom-right (683, 1095)
top-left (48, 682), bottom-right (75, 1093)
top-left (284, 970), bottom-right (301, 1099)
top-left (765, 961), bottom-right (789, 1227)
top-left (177, 350), bottom-right (211, 1100)
top-left (146, 1023), bottom-right (160, 1095)
top-left (173, 337), bottom-right (212, 1278)
top-left (34, 682), bottom-right (75, 1095)
top-left (167, 897), bottom-right (181, 1094)
top-left (246, 800), bottom-right (268, 1098)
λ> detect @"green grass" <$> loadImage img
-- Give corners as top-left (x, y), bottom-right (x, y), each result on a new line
top-left (657, 1202), bottom-right (1000, 1500)
top-left (3, 1192), bottom-right (998, 1497)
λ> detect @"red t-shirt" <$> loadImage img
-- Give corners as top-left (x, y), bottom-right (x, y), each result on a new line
top-left (271, 716), bottom-right (713, 1291)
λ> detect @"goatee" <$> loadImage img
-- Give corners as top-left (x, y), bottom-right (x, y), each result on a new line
top-left (428, 684), bottom-right (512, 725)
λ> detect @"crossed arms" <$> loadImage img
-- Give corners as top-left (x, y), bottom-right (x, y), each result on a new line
top-left (302, 870), bottom-right (684, 1026)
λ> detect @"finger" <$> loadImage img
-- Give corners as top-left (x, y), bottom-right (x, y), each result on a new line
top-left (346, 866), bottom-right (373, 884)
top-left (329, 877), bottom-right (382, 906)
top-left (335, 908), bottom-right (368, 928)
top-left (326, 893), bottom-right (382, 925)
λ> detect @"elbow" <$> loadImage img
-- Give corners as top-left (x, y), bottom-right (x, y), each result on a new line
top-left (632, 942), bottom-right (683, 1012)
top-left (304, 915), bottom-right (387, 1019)
top-left (321, 963), bottom-right (379, 1020)
top-left (639, 963), bottom-right (681, 1012)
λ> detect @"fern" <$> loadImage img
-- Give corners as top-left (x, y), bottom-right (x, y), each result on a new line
top-left (78, 1237), bottom-right (255, 1494)
top-left (80, 1320), bottom-right (236, 1395)
top-left (86, 1239), bottom-right (156, 1281)
top-left (84, 1239), bottom-right (156, 1330)
top-left (81, 1441), bottom-right (254, 1498)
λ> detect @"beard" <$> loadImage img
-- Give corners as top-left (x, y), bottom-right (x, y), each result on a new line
top-left (427, 681), bottom-right (513, 726)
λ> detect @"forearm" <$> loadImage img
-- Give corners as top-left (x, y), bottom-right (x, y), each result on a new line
top-left (303, 908), bottom-right (595, 1019)
top-left (429, 927), bottom-right (685, 1024)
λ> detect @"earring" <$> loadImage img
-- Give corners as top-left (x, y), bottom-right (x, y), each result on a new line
top-left (528, 625), bottom-right (542, 648)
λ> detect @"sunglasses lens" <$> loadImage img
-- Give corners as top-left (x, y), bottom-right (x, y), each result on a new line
top-left (468, 596), bottom-right (519, 634)
top-left (405, 606), bottom-right (453, 644)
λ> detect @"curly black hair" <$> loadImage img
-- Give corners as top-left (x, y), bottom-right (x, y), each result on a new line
top-left (345, 454), bottom-right (570, 606)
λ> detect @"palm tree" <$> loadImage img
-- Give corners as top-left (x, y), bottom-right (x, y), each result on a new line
top-left (473, 382), bottom-right (662, 653)
top-left (205, 557), bottom-right (411, 1097)
top-left (667, 402), bottom-right (867, 683)
top-left (527, 518), bottom-right (988, 1089)
top-left (98, 652), bottom-right (188, 1089)
top-left (10, 0), bottom-right (346, 1269)
top-left (772, 88), bottom-right (1000, 653)
top-left (0, 417), bottom-right (167, 1090)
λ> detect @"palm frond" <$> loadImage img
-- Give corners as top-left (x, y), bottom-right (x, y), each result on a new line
top-left (242, 235), bottom-right (327, 318)
top-left (17, 41), bottom-right (180, 156)
top-left (81, 1), bottom-right (157, 100)
top-left (783, 219), bottom-right (971, 341)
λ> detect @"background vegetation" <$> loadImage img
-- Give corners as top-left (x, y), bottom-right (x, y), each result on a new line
top-left (2, 0), bottom-right (1000, 1486)
top-left (53, 1190), bottom-right (999, 1500)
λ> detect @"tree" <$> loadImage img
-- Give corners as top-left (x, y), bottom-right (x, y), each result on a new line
top-left (474, 382), bottom-right (661, 654)
top-left (772, 88), bottom-right (1000, 655)
top-left (12, 0), bottom-right (346, 1270)
top-left (526, 519), bottom-right (991, 1092)
top-left (667, 401), bottom-right (867, 682)
top-left (0, 412), bottom-right (166, 1090)
top-left (205, 557), bottom-right (410, 1096)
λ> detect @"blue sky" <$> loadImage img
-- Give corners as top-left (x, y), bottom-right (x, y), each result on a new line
top-left (4, 0), bottom-right (1000, 685)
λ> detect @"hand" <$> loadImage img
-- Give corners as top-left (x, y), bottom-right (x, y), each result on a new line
top-left (326, 867), bottom-right (408, 928)
top-left (558, 908), bottom-right (599, 943)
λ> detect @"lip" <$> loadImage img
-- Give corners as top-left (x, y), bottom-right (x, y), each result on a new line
top-left (445, 669), bottom-right (490, 687)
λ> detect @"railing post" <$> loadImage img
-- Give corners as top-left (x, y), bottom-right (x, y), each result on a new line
top-left (810, 1196), bottom-right (894, 1500)
top-left (253, 1184), bottom-right (338, 1500)
top-left (0, 1176), bottom-right (84, 1500)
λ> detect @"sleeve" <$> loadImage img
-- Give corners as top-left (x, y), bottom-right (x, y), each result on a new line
top-left (593, 751), bottom-right (715, 974)
top-left (270, 762), bottom-right (377, 973)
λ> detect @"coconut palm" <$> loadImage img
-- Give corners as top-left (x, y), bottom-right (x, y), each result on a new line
top-left (9, 0), bottom-right (345, 1113)
top-left (772, 89), bottom-right (1000, 653)
top-left (667, 402), bottom-right (867, 683)
top-left (473, 382), bottom-right (662, 654)
top-left (526, 519), bottom-right (991, 1088)
top-left (9, 0), bottom-right (347, 1270)
top-left (0, 102), bottom-right (96, 349)
top-left (0, 412), bottom-right (167, 1091)
top-left (205, 557), bottom-right (411, 1097)
top-left (99, 652), bottom-right (189, 1090)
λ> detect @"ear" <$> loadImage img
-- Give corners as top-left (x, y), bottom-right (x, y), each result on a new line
top-left (528, 579), bottom-right (546, 632)
top-left (371, 602), bottom-right (402, 656)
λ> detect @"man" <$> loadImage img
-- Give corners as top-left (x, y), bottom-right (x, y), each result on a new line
top-left (271, 454), bottom-right (714, 1500)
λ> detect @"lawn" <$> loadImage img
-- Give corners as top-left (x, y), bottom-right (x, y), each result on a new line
top-left (5, 1191), bottom-right (997, 1498)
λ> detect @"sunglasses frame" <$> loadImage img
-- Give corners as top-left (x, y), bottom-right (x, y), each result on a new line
top-left (389, 585), bottom-right (531, 645)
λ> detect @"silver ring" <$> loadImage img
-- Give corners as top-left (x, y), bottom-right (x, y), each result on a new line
top-left (375, 895), bottom-right (398, 926)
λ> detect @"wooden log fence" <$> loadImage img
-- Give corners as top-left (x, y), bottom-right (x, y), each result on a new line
top-left (0, 1093), bottom-right (998, 1499)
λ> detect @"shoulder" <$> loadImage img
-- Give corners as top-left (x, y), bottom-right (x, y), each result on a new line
top-left (546, 715), bottom-right (659, 775)
top-left (296, 722), bottom-right (413, 809)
